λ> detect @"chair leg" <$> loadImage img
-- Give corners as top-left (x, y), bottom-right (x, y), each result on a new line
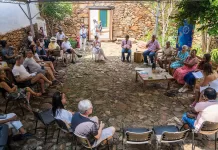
top-left (107, 139), bottom-right (110, 150)
top-left (5, 99), bottom-right (10, 113)
top-left (35, 120), bottom-right (38, 134)
top-left (56, 129), bottom-right (61, 144)
top-left (17, 101), bottom-right (24, 116)
top-left (192, 131), bottom-right (195, 150)
top-left (74, 137), bottom-right (77, 150)
top-left (44, 126), bottom-right (48, 143)
top-left (215, 132), bottom-right (217, 150)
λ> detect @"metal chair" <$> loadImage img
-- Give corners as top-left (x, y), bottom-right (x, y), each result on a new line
top-left (55, 119), bottom-right (73, 144)
top-left (122, 127), bottom-right (153, 150)
top-left (33, 109), bottom-right (55, 143)
top-left (121, 52), bottom-right (132, 62)
top-left (152, 125), bottom-right (189, 150)
top-left (74, 132), bottom-right (110, 150)
top-left (192, 121), bottom-right (218, 150)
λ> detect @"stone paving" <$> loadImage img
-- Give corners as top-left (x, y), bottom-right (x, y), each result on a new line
top-left (0, 42), bottom-right (216, 150)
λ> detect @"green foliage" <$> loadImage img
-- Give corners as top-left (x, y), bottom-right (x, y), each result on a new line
top-left (69, 38), bottom-right (77, 49)
top-left (174, 0), bottom-right (218, 36)
top-left (211, 49), bottom-right (218, 64)
top-left (40, 2), bottom-right (72, 21)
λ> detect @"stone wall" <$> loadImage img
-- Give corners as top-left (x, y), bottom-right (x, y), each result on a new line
top-left (0, 24), bottom-right (38, 49)
top-left (54, 2), bottom-right (155, 40)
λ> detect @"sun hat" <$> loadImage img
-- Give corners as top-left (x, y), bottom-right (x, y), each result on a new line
top-left (50, 37), bottom-right (57, 42)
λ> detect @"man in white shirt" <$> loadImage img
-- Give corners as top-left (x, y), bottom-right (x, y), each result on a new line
top-left (182, 87), bottom-right (218, 132)
top-left (12, 55), bottom-right (52, 94)
top-left (61, 37), bottom-right (82, 64)
top-left (56, 29), bottom-right (65, 46)
top-left (23, 50), bottom-right (57, 83)
top-left (28, 31), bottom-right (34, 46)
top-left (79, 24), bottom-right (87, 51)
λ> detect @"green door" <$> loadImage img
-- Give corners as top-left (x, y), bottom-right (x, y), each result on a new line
top-left (99, 10), bottom-right (107, 27)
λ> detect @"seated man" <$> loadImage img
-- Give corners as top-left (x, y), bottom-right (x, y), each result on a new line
top-left (0, 113), bottom-right (32, 140)
top-left (71, 100), bottom-right (115, 147)
top-left (61, 36), bottom-right (82, 64)
top-left (12, 55), bottom-right (52, 94)
top-left (157, 41), bottom-right (174, 69)
top-left (182, 87), bottom-right (218, 131)
top-left (143, 35), bottom-right (160, 65)
top-left (121, 35), bottom-right (132, 62)
top-left (1, 40), bottom-right (17, 65)
top-left (23, 50), bottom-right (57, 83)
top-left (27, 31), bottom-right (34, 46)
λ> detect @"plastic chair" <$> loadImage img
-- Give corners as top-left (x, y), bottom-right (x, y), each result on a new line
top-left (74, 132), bottom-right (110, 150)
top-left (55, 119), bottom-right (73, 144)
top-left (122, 127), bottom-right (153, 150)
top-left (192, 121), bottom-right (218, 150)
top-left (33, 109), bottom-right (55, 143)
top-left (152, 125), bottom-right (189, 150)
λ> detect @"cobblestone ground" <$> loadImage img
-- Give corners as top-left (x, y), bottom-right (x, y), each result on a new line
top-left (0, 42), bottom-right (216, 150)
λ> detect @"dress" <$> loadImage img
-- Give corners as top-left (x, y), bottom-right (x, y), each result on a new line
top-left (173, 56), bottom-right (198, 84)
top-left (170, 51), bottom-right (189, 69)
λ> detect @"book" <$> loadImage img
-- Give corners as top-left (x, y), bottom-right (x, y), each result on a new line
top-left (192, 71), bottom-right (203, 79)
top-left (138, 71), bottom-right (149, 78)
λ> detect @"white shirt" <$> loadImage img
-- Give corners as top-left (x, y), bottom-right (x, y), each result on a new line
top-left (28, 36), bottom-right (33, 42)
top-left (34, 53), bottom-right (40, 61)
top-left (80, 28), bottom-right (87, 36)
top-left (61, 41), bottom-right (72, 51)
top-left (54, 109), bottom-right (73, 124)
top-left (12, 65), bottom-right (30, 79)
top-left (56, 32), bottom-right (65, 40)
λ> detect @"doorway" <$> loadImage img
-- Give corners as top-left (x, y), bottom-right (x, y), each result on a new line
top-left (89, 7), bottom-right (113, 41)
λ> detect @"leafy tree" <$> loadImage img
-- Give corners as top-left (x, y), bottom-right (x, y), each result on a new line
top-left (39, 2), bottom-right (72, 36)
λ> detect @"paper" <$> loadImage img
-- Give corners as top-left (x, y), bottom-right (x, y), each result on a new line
top-left (192, 71), bottom-right (203, 79)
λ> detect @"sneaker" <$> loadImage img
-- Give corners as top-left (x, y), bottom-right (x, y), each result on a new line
top-left (21, 132), bottom-right (33, 140)
top-left (143, 62), bottom-right (148, 65)
top-left (52, 80), bottom-right (58, 85)
top-left (178, 87), bottom-right (184, 93)
top-left (182, 87), bottom-right (188, 93)
top-left (77, 54), bottom-right (82, 58)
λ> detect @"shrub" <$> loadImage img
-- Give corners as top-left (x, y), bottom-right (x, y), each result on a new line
top-left (211, 49), bottom-right (218, 64)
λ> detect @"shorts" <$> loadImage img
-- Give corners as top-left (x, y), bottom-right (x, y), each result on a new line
top-left (17, 80), bottom-right (32, 88)
top-left (182, 113), bottom-right (195, 129)
top-left (66, 49), bottom-right (72, 54)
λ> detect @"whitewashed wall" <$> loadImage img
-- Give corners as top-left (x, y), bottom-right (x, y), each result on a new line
top-left (0, 3), bottom-right (46, 35)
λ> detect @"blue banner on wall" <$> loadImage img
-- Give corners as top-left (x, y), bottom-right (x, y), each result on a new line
top-left (176, 20), bottom-right (194, 51)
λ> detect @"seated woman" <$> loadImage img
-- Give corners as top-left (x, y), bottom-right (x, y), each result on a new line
top-left (173, 49), bottom-right (198, 85)
top-left (35, 40), bottom-right (55, 62)
top-left (179, 53), bottom-right (211, 93)
top-left (93, 36), bottom-right (107, 61)
top-left (0, 113), bottom-right (32, 140)
top-left (0, 69), bottom-right (41, 107)
top-left (52, 92), bottom-right (74, 126)
top-left (191, 63), bottom-right (218, 107)
top-left (48, 37), bottom-right (60, 56)
top-left (30, 44), bottom-right (57, 74)
top-left (157, 41), bottom-right (174, 69)
top-left (169, 45), bottom-right (189, 74)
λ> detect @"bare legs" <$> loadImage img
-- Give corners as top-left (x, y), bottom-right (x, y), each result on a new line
top-left (44, 61), bottom-right (57, 73)
top-left (31, 73), bottom-right (52, 93)
top-left (45, 67), bottom-right (56, 81)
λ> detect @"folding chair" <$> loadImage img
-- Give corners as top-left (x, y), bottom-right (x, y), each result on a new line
top-left (55, 119), bottom-right (73, 144)
top-left (74, 133), bottom-right (110, 150)
top-left (122, 127), bottom-right (153, 150)
top-left (192, 121), bottom-right (218, 150)
top-left (152, 125), bottom-right (189, 150)
top-left (33, 109), bottom-right (55, 143)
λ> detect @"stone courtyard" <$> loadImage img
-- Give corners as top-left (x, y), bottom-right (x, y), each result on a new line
top-left (0, 42), bottom-right (216, 150)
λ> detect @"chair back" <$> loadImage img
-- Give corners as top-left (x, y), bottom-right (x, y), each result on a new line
top-left (33, 109), bottom-right (55, 125)
top-left (200, 121), bottom-right (218, 132)
top-left (161, 129), bottom-right (189, 143)
top-left (126, 130), bottom-right (153, 143)
top-left (55, 119), bottom-right (70, 133)
top-left (74, 133), bottom-right (92, 148)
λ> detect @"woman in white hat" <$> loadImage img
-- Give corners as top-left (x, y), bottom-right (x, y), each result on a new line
top-left (48, 37), bottom-right (60, 55)
top-left (79, 24), bottom-right (87, 51)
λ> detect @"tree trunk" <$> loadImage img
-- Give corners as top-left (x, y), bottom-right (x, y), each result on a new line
top-left (206, 36), bottom-right (212, 52)
top-left (161, 2), bottom-right (165, 46)
top-left (201, 30), bottom-right (207, 52)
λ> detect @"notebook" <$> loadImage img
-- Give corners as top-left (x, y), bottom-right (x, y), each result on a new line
top-left (192, 71), bottom-right (203, 79)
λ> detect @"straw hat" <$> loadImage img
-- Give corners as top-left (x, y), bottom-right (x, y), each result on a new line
top-left (50, 37), bottom-right (57, 42)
